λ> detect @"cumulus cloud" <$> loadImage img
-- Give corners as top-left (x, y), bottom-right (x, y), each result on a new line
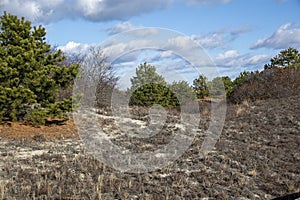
top-left (215, 50), bottom-right (270, 71)
top-left (0, 0), bottom-right (66, 23)
top-left (251, 23), bottom-right (300, 49)
top-left (191, 31), bottom-right (225, 49)
top-left (216, 50), bottom-right (239, 60)
top-left (58, 29), bottom-right (220, 85)
top-left (105, 22), bottom-right (142, 35)
top-left (149, 50), bottom-right (176, 62)
top-left (0, 0), bottom-right (170, 23)
top-left (191, 26), bottom-right (248, 49)
top-left (58, 41), bottom-right (91, 55)
top-left (214, 51), bottom-right (271, 78)
top-left (163, 35), bottom-right (215, 69)
top-left (0, 0), bottom-right (232, 23)
top-left (100, 29), bottom-right (205, 65)
top-left (105, 23), bottom-right (250, 51)
top-left (59, 26), bottom-right (273, 81)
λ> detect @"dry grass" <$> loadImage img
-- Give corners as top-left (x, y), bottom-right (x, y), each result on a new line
top-left (0, 181), bottom-right (5, 200)
top-left (0, 95), bottom-right (299, 199)
top-left (235, 99), bottom-right (250, 116)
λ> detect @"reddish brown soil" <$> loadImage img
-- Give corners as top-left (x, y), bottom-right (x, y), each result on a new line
top-left (0, 118), bottom-right (78, 140)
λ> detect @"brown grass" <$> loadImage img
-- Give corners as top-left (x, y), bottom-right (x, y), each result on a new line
top-left (0, 95), bottom-right (299, 199)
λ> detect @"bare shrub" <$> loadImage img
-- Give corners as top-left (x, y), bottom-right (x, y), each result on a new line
top-left (228, 68), bottom-right (300, 104)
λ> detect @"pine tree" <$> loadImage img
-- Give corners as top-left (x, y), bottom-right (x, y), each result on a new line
top-left (169, 80), bottom-right (195, 106)
top-left (192, 74), bottom-right (210, 99)
top-left (128, 63), bottom-right (179, 107)
top-left (264, 47), bottom-right (300, 70)
top-left (207, 77), bottom-right (227, 97)
top-left (0, 12), bottom-right (80, 125)
top-left (129, 62), bottom-right (166, 92)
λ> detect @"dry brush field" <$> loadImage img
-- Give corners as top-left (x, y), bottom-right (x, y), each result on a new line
top-left (0, 95), bottom-right (299, 199)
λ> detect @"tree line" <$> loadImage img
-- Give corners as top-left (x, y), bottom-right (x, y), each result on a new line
top-left (0, 12), bottom-right (299, 125)
top-left (128, 46), bottom-right (300, 107)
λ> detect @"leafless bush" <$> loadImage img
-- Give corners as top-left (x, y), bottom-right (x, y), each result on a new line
top-left (74, 47), bottom-right (119, 109)
top-left (228, 68), bottom-right (300, 104)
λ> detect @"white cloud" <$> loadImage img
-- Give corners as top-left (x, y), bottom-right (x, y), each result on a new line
top-left (65, 29), bottom-right (220, 85)
top-left (216, 50), bottom-right (239, 60)
top-left (0, 0), bottom-right (65, 22)
top-left (105, 22), bottom-right (162, 36)
top-left (58, 41), bottom-right (91, 55)
top-left (101, 30), bottom-right (203, 65)
top-left (189, 25), bottom-right (253, 50)
top-left (101, 39), bottom-right (160, 63)
top-left (0, 0), bottom-right (232, 23)
top-left (160, 50), bottom-right (174, 58)
top-left (105, 22), bottom-right (142, 35)
top-left (251, 23), bottom-right (300, 49)
top-left (105, 23), bottom-right (251, 52)
top-left (191, 31), bottom-right (225, 49)
top-left (163, 35), bottom-right (214, 68)
top-left (246, 54), bottom-right (270, 65)
top-left (214, 52), bottom-right (271, 78)
top-left (59, 28), bottom-right (273, 82)
top-left (215, 50), bottom-right (270, 72)
top-left (0, 0), bottom-right (170, 23)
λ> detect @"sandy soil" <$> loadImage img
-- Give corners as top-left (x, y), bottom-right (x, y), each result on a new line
top-left (0, 95), bottom-right (299, 199)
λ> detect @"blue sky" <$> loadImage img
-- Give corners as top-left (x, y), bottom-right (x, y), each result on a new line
top-left (1, 0), bottom-right (300, 86)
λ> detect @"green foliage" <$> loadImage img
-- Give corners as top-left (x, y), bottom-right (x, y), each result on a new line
top-left (207, 77), bottom-right (226, 97)
top-left (0, 12), bottom-right (80, 124)
top-left (232, 71), bottom-right (251, 86)
top-left (192, 74), bottom-right (210, 99)
top-left (128, 63), bottom-right (181, 107)
top-left (221, 76), bottom-right (234, 96)
top-left (192, 75), bottom-right (232, 98)
top-left (23, 108), bottom-right (48, 126)
top-left (129, 83), bottom-right (178, 107)
top-left (169, 80), bottom-right (196, 105)
top-left (264, 47), bottom-right (300, 70)
top-left (129, 62), bottom-right (166, 92)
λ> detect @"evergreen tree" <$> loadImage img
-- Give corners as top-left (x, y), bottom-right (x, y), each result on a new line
top-left (129, 83), bottom-right (177, 107)
top-left (129, 62), bottom-right (166, 92)
top-left (0, 12), bottom-right (80, 124)
top-left (206, 76), bottom-right (233, 97)
top-left (264, 47), bottom-right (300, 69)
top-left (192, 74), bottom-right (210, 99)
top-left (232, 71), bottom-right (250, 86)
top-left (128, 63), bottom-right (178, 107)
top-left (169, 80), bottom-right (195, 105)
top-left (221, 76), bottom-right (234, 96)
top-left (207, 77), bottom-right (226, 97)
